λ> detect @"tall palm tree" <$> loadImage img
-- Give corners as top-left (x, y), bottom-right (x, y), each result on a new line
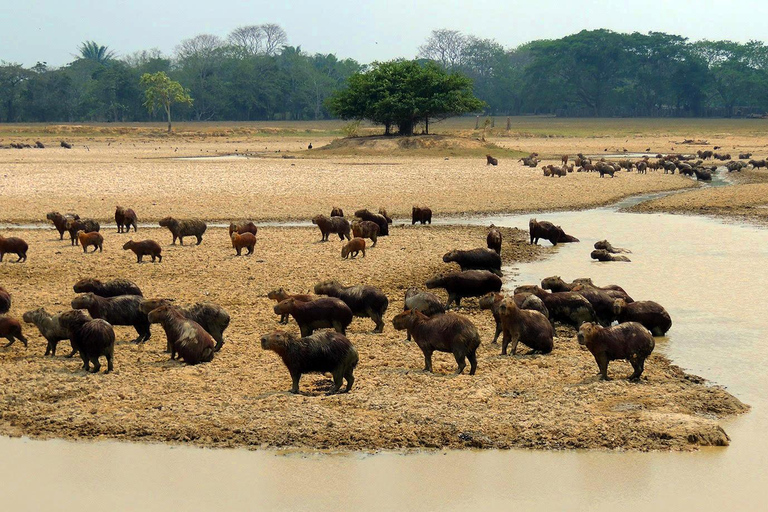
top-left (77, 41), bottom-right (116, 64)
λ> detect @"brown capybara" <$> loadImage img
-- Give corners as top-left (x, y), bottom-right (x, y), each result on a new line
top-left (231, 232), bottom-right (257, 256)
top-left (486, 154), bottom-right (498, 166)
top-left (65, 218), bottom-right (100, 246)
top-left (378, 207), bottom-right (393, 224)
top-left (591, 249), bottom-right (631, 262)
top-left (114, 206), bottom-right (138, 233)
top-left (73, 278), bottom-right (143, 297)
top-left (479, 292), bottom-right (550, 344)
top-left (486, 226), bottom-right (502, 254)
top-left (268, 289), bottom-right (316, 324)
top-left (341, 237), bottom-right (366, 259)
top-left (274, 297), bottom-right (353, 337)
top-left (613, 299), bottom-right (672, 336)
top-left (58, 310), bottom-right (115, 373)
top-left (355, 209), bottom-right (389, 235)
top-left (411, 206), bottom-right (432, 225)
top-left (260, 330), bottom-right (359, 394)
top-left (23, 308), bottom-right (73, 356)
top-left (578, 322), bottom-right (655, 381)
top-left (228, 221), bottom-right (258, 237)
top-left (312, 214), bottom-right (351, 242)
top-left (147, 305), bottom-right (215, 364)
top-left (77, 231), bottom-right (103, 253)
top-left (513, 285), bottom-right (597, 327)
top-left (158, 217), bottom-right (207, 245)
top-left (541, 276), bottom-right (633, 302)
top-left (529, 219), bottom-right (562, 245)
top-left (593, 240), bottom-right (631, 254)
top-left (0, 316), bottom-right (28, 348)
top-left (139, 299), bottom-right (230, 352)
top-left (392, 309), bottom-right (480, 375)
top-left (123, 240), bottom-right (162, 263)
top-left (330, 207), bottom-right (344, 218)
top-left (46, 212), bottom-right (79, 240)
top-left (352, 220), bottom-right (379, 246)
top-left (0, 286), bottom-right (10, 314)
top-left (443, 248), bottom-right (502, 276)
top-left (314, 280), bottom-right (389, 333)
top-left (403, 287), bottom-right (445, 341)
top-left (0, 235), bottom-right (28, 262)
top-left (498, 297), bottom-right (554, 355)
top-left (570, 286), bottom-right (617, 327)
top-left (426, 270), bottom-right (502, 309)
top-left (71, 293), bottom-right (150, 343)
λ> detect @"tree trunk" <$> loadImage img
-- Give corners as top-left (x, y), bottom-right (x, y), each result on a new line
top-left (398, 120), bottom-right (414, 136)
top-left (165, 103), bottom-right (172, 133)
top-left (425, 116), bottom-right (429, 135)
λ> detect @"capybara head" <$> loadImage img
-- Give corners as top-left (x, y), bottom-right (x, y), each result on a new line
top-left (392, 309), bottom-right (418, 331)
top-left (139, 298), bottom-right (173, 315)
top-left (442, 250), bottom-right (458, 263)
top-left (613, 299), bottom-right (627, 317)
top-left (577, 322), bottom-right (599, 346)
top-left (147, 304), bottom-right (175, 324)
top-left (479, 292), bottom-right (502, 310)
top-left (71, 293), bottom-right (96, 310)
top-left (58, 309), bottom-right (91, 330)
top-left (267, 288), bottom-right (287, 301)
top-left (122, 240), bottom-right (134, 250)
top-left (311, 215), bottom-right (324, 225)
top-left (540, 276), bottom-right (564, 290)
top-left (22, 307), bottom-right (48, 324)
top-left (498, 297), bottom-right (518, 316)
top-left (260, 330), bottom-right (293, 351)
top-left (158, 217), bottom-right (176, 228)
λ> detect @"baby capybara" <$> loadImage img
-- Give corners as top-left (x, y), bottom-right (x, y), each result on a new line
top-left (58, 310), bottom-right (115, 373)
top-left (228, 221), bottom-right (258, 237)
top-left (426, 270), bottom-right (502, 309)
top-left (77, 231), bottom-right (103, 253)
top-left (352, 220), bottom-right (379, 246)
top-left (65, 218), bottom-right (100, 246)
top-left (578, 322), bottom-right (655, 381)
top-left (147, 305), bottom-right (215, 364)
top-left (23, 307), bottom-right (73, 356)
top-left (411, 206), bottom-right (432, 225)
top-left (498, 297), bottom-right (554, 355)
top-left (139, 298), bottom-right (230, 352)
top-left (403, 287), bottom-right (445, 341)
top-left (73, 278), bottom-right (143, 297)
top-left (613, 299), bottom-right (672, 336)
top-left (486, 154), bottom-right (498, 166)
top-left (268, 289), bottom-right (316, 325)
top-left (71, 293), bottom-right (150, 343)
top-left (392, 309), bottom-right (480, 375)
top-left (341, 237), bottom-right (366, 259)
top-left (314, 280), bottom-right (389, 333)
top-left (330, 207), bottom-right (344, 218)
top-left (486, 226), bottom-right (502, 254)
top-left (159, 217), bottom-right (207, 245)
top-left (354, 209), bottom-right (389, 236)
top-left (274, 297), bottom-right (353, 337)
top-left (442, 248), bottom-right (502, 276)
top-left (47, 212), bottom-right (79, 240)
top-left (0, 316), bottom-right (28, 348)
top-left (231, 232), bottom-right (257, 255)
top-left (0, 286), bottom-right (10, 314)
top-left (114, 206), bottom-right (138, 233)
top-left (312, 214), bottom-right (351, 242)
top-left (260, 330), bottom-right (359, 394)
top-left (123, 240), bottom-right (162, 263)
top-left (0, 235), bottom-right (28, 262)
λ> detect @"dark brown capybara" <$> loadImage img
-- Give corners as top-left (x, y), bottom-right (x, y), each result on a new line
top-left (554, 226), bottom-right (579, 243)
top-left (268, 289), bottom-right (316, 324)
top-left (314, 280), bottom-right (389, 333)
top-left (748, 159), bottom-right (767, 170)
top-left (578, 322), bottom-right (655, 381)
top-left (0, 235), bottom-right (28, 262)
top-left (613, 299), bottom-right (672, 336)
top-left (378, 208), bottom-right (393, 224)
top-left (529, 219), bottom-right (562, 245)
top-left (260, 330), bottom-right (358, 394)
top-left (158, 217), bottom-right (207, 245)
top-left (330, 207), bottom-right (344, 218)
top-left (147, 305), bottom-right (215, 364)
top-left (312, 214), bottom-right (351, 242)
top-left (486, 226), bottom-right (502, 254)
top-left (738, 153), bottom-right (752, 160)
top-left (513, 285), bottom-right (597, 327)
top-left (46, 212), bottom-right (79, 240)
top-left (486, 154), bottom-right (498, 166)
top-left (693, 168), bottom-right (712, 181)
top-left (73, 278), bottom-right (143, 297)
top-left (57, 310), bottom-right (115, 373)
top-left (341, 237), bottom-right (366, 259)
top-left (228, 221), bottom-right (258, 237)
top-left (274, 297), bottom-right (353, 337)
top-left (403, 287), bottom-right (445, 341)
top-left (570, 286), bottom-right (617, 327)
top-left (542, 276), bottom-right (633, 302)
top-left (123, 240), bottom-right (162, 263)
top-left (425, 270), bottom-right (502, 309)
top-left (480, 292), bottom-right (551, 345)
top-left (355, 209), bottom-right (389, 235)
top-left (498, 297), bottom-right (554, 355)
top-left (596, 161), bottom-right (616, 177)
top-left (0, 286), bottom-right (10, 314)
top-left (392, 309), bottom-right (480, 375)
top-left (411, 206), bottom-right (432, 225)
top-left (114, 206), bottom-right (138, 233)
top-left (594, 240), bottom-right (631, 254)
top-left (352, 220), bottom-right (379, 247)
top-left (77, 231), bottom-right (103, 253)
top-left (591, 249), bottom-right (631, 262)
top-left (231, 232), bottom-right (257, 256)
top-left (23, 308), bottom-right (73, 356)
top-left (442, 248), bottom-right (502, 277)
top-left (65, 218), bottom-right (100, 246)
top-left (139, 299), bottom-right (230, 352)
top-left (0, 316), bottom-right (28, 348)
top-left (71, 293), bottom-right (150, 343)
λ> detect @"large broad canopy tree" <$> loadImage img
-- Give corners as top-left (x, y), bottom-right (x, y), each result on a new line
top-left (139, 71), bottom-right (193, 132)
top-left (327, 60), bottom-right (485, 135)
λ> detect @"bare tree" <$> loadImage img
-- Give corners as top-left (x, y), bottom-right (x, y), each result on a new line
top-left (228, 25), bottom-right (264, 57)
top-left (418, 29), bottom-right (468, 68)
top-left (122, 48), bottom-right (165, 67)
top-left (261, 23), bottom-right (288, 56)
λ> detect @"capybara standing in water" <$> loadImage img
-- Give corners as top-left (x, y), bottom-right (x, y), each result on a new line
top-left (77, 231), bottom-right (103, 253)
top-left (147, 305), bottom-right (215, 364)
top-left (231, 232), bottom-right (257, 255)
top-left (341, 237), bottom-right (366, 259)
top-left (114, 206), bottom-right (138, 233)
top-left (268, 289), bottom-right (317, 324)
top-left (71, 293), bottom-right (150, 343)
top-left (73, 278), bottom-right (143, 297)
top-left (158, 217), bottom-right (207, 245)
top-left (529, 219), bottom-right (576, 246)
top-left (123, 240), bottom-right (162, 262)
top-left (403, 287), bottom-right (445, 341)
top-left (314, 280), bottom-right (389, 333)
top-left (487, 226), bottom-right (502, 254)
top-left (541, 276), bottom-right (633, 302)
top-left (411, 206), bottom-right (432, 225)
top-left (140, 299), bottom-right (230, 352)
top-left (46, 212), bottom-right (79, 240)
top-left (274, 297), bottom-right (353, 337)
top-left (0, 316), bottom-right (28, 348)
top-left (613, 299), bottom-right (672, 336)
top-left (443, 248), bottom-right (502, 276)
top-left (0, 286), bottom-right (10, 314)
top-left (515, 285), bottom-right (597, 327)
top-left (570, 286), bottom-right (618, 327)
top-left (228, 221), bottom-right (258, 237)
top-left (578, 322), bottom-right (655, 381)
top-left (330, 207), bottom-right (344, 218)
top-left (486, 154), bottom-right (498, 166)
top-left (352, 220), bottom-right (379, 246)
top-left (354, 209), bottom-right (389, 235)
top-left (498, 297), bottom-right (554, 355)
top-left (23, 308), bottom-right (73, 356)
top-left (261, 330), bottom-right (359, 394)
top-left (58, 310), bottom-right (115, 373)
top-left (392, 310), bottom-right (480, 375)
top-left (65, 218), bottom-right (100, 246)
top-left (426, 270), bottom-right (502, 309)
top-left (591, 249), bottom-right (631, 262)
top-left (312, 214), bottom-right (351, 241)
top-left (0, 235), bottom-right (28, 262)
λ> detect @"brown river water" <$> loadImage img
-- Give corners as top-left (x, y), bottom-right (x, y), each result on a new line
top-left (2, 187), bottom-right (767, 511)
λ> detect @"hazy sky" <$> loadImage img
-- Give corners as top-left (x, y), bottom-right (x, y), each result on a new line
top-left (3, 0), bottom-right (768, 67)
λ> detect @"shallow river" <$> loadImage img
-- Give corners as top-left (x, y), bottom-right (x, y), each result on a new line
top-left (2, 189), bottom-right (767, 511)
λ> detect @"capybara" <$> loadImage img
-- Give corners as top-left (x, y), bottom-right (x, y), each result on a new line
top-left (486, 154), bottom-right (498, 166)
top-left (23, 308), bottom-right (73, 356)
top-left (123, 240), bottom-right (162, 263)
top-left (341, 237), bottom-right (366, 259)
top-left (481, 292), bottom-right (551, 345)
top-left (46, 212), bottom-right (79, 240)
top-left (71, 293), bottom-right (150, 343)
top-left (231, 232), bottom-right (257, 255)
top-left (73, 278), bottom-right (143, 297)
top-left (57, 310), bottom-right (115, 373)
top-left (261, 330), bottom-right (358, 394)
top-left (330, 207), bottom-right (344, 218)
top-left (0, 286), bottom-right (10, 314)
top-left (411, 206), bottom-right (432, 225)
top-left (426, 270), bottom-right (502, 309)
top-left (693, 168), bottom-right (712, 181)
top-left (314, 280), bottom-right (389, 333)
top-left (403, 287), bottom-right (445, 341)
top-left (613, 299), bottom-right (672, 336)
top-left (0, 316), bottom-right (28, 348)
top-left (591, 249), bottom-right (631, 262)
top-left (597, 162), bottom-right (616, 177)
top-left (486, 226), bottom-right (502, 254)
top-left (529, 219), bottom-right (562, 245)
top-left (273, 297), bottom-right (353, 337)
top-left (114, 206), bottom-right (138, 233)
top-left (0, 235), bottom-right (28, 262)
top-left (65, 218), bottom-right (100, 246)
top-left (578, 322), bottom-right (655, 381)
top-left (139, 299), bottom-right (230, 352)
top-left (442, 248), bottom-right (502, 276)
top-left (392, 309), bottom-right (480, 375)
top-left (513, 285), bottom-right (597, 327)
top-left (594, 240), bottom-right (631, 253)
top-left (571, 286), bottom-right (617, 327)
top-left (378, 208), bottom-right (393, 224)
top-left (312, 214), bottom-right (351, 241)
top-left (498, 297), bottom-right (554, 355)
top-left (228, 221), bottom-right (258, 237)
top-left (158, 217), bottom-right (207, 245)
top-left (355, 209), bottom-right (390, 235)
top-left (351, 220), bottom-right (379, 246)
top-left (268, 289), bottom-right (316, 324)
top-left (147, 305), bottom-right (215, 364)
top-left (520, 293), bottom-right (550, 320)
top-left (77, 231), bottom-right (103, 253)
top-left (541, 276), bottom-right (633, 302)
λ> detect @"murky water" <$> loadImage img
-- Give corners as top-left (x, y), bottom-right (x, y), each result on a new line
top-left (2, 192), bottom-right (767, 511)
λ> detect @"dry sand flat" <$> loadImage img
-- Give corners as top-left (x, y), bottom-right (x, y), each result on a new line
top-left (0, 224), bottom-right (746, 451)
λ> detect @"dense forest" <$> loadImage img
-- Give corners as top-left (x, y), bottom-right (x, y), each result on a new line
top-left (1, 25), bottom-right (767, 123)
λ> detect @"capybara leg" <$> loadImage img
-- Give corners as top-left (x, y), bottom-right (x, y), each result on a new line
top-left (236, 247), bottom-right (241, 256)
top-left (3, 336), bottom-right (14, 348)
top-left (80, 353), bottom-right (89, 372)
top-left (596, 354), bottom-right (610, 381)
top-left (453, 352), bottom-right (466, 374)
top-left (137, 254), bottom-right (143, 263)
top-left (213, 334), bottom-right (224, 352)
top-left (45, 340), bottom-right (54, 356)
top-left (501, 332), bottom-right (510, 355)
top-left (196, 235), bottom-right (202, 245)
top-left (629, 358), bottom-right (644, 381)
top-left (361, 248), bottom-right (365, 257)
top-left (157, 254), bottom-right (162, 262)
top-left (445, 294), bottom-right (457, 310)
top-left (18, 333), bottom-right (28, 348)
top-left (371, 236), bottom-right (377, 247)
top-left (20, 253), bottom-right (27, 262)
top-left (651, 327), bottom-right (663, 337)
top-left (106, 352), bottom-right (114, 374)
top-left (423, 350), bottom-right (433, 372)
top-left (247, 246), bottom-right (254, 255)
top-left (344, 369), bottom-right (355, 392)
top-left (82, 245), bottom-right (87, 253)
top-left (331, 322), bottom-right (344, 335)
top-left (0, 253), bottom-right (3, 262)
top-left (179, 236), bottom-right (185, 246)
top-left (329, 371), bottom-right (343, 394)
top-left (90, 358), bottom-right (101, 373)
top-left (508, 336), bottom-right (520, 356)
top-left (279, 314), bottom-right (289, 325)
top-left (290, 371), bottom-right (301, 394)
top-left (371, 312), bottom-right (384, 333)
top-left (171, 235), bottom-right (177, 245)
top-left (492, 322), bottom-right (502, 344)
top-left (166, 338), bottom-right (173, 354)
top-left (66, 345), bottom-right (77, 358)
top-left (467, 351), bottom-right (478, 375)
top-left (406, 329), bottom-right (412, 342)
